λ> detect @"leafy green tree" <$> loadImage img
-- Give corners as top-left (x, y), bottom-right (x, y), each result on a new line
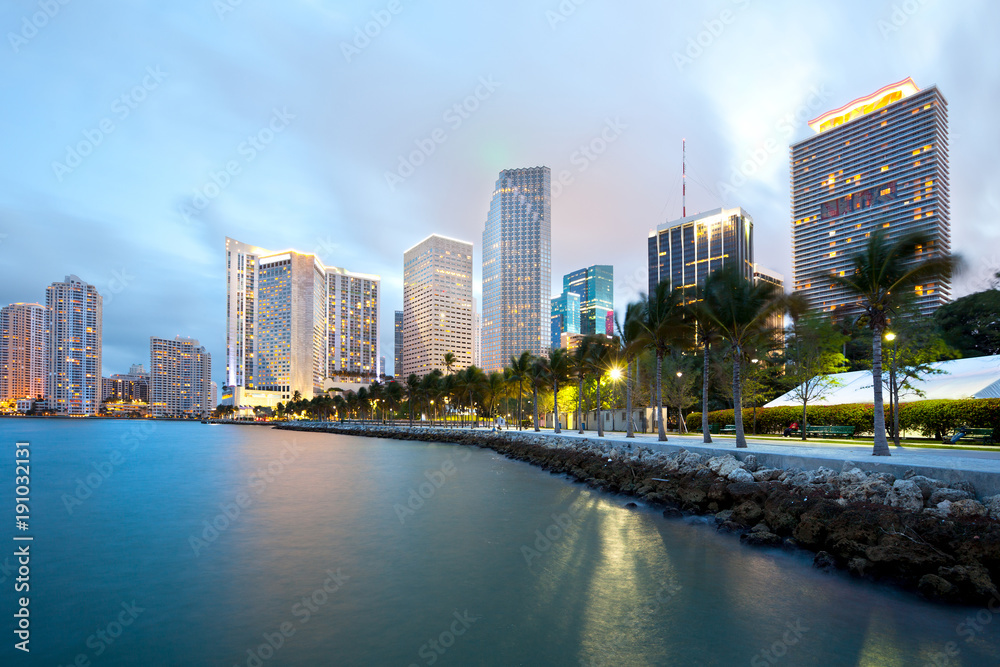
top-left (660, 354), bottom-right (697, 433)
top-left (933, 288), bottom-right (1000, 358)
top-left (831, 230), bottom-right (956, 455)
top-left (546, 348), bottom-right (572, 433)
top-left (784, 306), bottom-right (849, 440)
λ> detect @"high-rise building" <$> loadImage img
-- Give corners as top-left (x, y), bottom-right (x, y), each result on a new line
top-left (472, 298), bottom-right (481, 369)
top-left (46, 275), bottom-right (102, 415)
top-left (0, 303), bottom-right (47, 402)
top-left (401, 234), bottom-right (474, 377)
top-left (648, 207), bottom-right (754, 302)
top-left (550, 291), bottom-right (581, 349)
top-left (791, 78), bottom-right (950, 317)
top-left (753, 264), bottom-right (786, 337)
top-left (225, 238), bottom-right (380, 407)
top-left (481, 166), bottom-right (552, 372)
top-left (209, 381), bottom-right (218, 411)
top-left (150, 336), bottom-right (212, 418)
top-left (393, 310), bottom-right (404, 377)
top-left (563, 265), bottom-right (614, 336)
top-left (102, 365), bottom-right (150, 403)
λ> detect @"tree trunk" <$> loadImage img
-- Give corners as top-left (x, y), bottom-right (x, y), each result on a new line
top-left (518, 380), bottom-right (523, 430)
top-left (699, 346), bottom-right (710, 439)
top-left (871, 332), bottom-right (891, 455)
top-left (554, 381), bottom-right (561, 434)
top-left (625, 360), bottom-right (634, 438)
top-left (893, 381), bottom-right (901, 447)
top-left (801, 398), bottom-right (808, 441)
top-left (577, 375), bottom-right (585, 434)
top-left (533, 385), bottom-right (540, 432)
top-left (733, 349), bottom-right (747, 448)
top-left (656, 352), bottom-right (666, 441)
top-left (597, 377), bottom-right (604, 438)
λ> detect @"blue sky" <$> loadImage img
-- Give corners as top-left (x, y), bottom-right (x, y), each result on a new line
top-left (2, 0), bottom-right (998, 379)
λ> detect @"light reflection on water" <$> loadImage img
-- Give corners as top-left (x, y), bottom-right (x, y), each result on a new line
top-left (0, 420), bottom-right (998, 666)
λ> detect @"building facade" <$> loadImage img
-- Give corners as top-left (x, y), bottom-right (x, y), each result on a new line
top-left (46, 275), bottom-right (102, 415)
top-left (550, 290), bottom-right (581, 350)
top-left (225, 237), bottom-right (380, 407)
top-left (401, 234), bottom-right (474, 377)
top-left (393, 310), bottom-right (404, 377)
top-left (648, 207), bottom-right (754, 302)
top-left (150, 336), bottom-right (212, 418)
top-left (791, 78), bottom-right (950, 317)
top-left (753, 264), bottom-right (786, 339)
top-left (481, 166), bottom-right (552, 372)
top-left (0, 303), bottom-right (47, 402)
top-left (102, 364), bottom-right (150, 403)
top-left (563, 265), bottom-right (613, 336)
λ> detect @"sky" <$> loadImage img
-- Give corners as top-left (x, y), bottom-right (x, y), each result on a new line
top-left (2, 0), bottom-right (998, 379)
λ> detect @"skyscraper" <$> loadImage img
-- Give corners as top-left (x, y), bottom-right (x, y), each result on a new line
top-left (481, 166), bottom-right (551, 372)
top-left (45, 275), bottom-right (102, 415)
top-left (401, 234), bottom-right (474, 377)
top-left (0, 303), bottom-right (47, 402)
top-left (753, 264), bottom-right (786, 338)
top-left (550, 291), bottom-right (580, 349)
top-left (472, 300), bottom-right (481, 369)
top-left (791, 78), bottom-right (950, 317)
top-left (225, 237), bottom-right (380, 407)
top-left (647, 207), bottom-right (754, 301)
top-left (150, 336), bottom-right (212, 418)
top-left (394, 310), bottom-right (404, 377)
top-left (563, 265), bottom-right (613, 336)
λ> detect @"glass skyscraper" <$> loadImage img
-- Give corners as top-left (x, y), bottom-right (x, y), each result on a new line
top-left (550, 290), bottom-right (580, 349)
top-left (563, 265), bottom-right (614, 336)
top-left (647, 207), bottom-right (754, 301)
top-left (481, 167), bottom-right (551, 372)
top-left (791, 78), bottom-right (950, 317)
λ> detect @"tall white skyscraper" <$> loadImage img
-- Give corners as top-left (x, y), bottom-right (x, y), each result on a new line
top-left (0, 303), bottom-right (47, 401)
top-left (401, 234), bottom-right (474, 377)
top-left (481, 166), bottom-right (551, 372)
top-left (150, 336), bottom-right (212, 418)
top-left (45, 276), bottom-right (102, 415)
top-left (472, 297), bottom-right (481, 369)
top-left (225, 238), bottom-right (380, 407)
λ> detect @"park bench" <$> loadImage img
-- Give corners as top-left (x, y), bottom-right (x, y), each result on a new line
top-left (721, 424), bottom-right (737, 434)
top-left (947, 428), bottom-right (995, 445)
top-left (787, 425), bottom-right (856, 439)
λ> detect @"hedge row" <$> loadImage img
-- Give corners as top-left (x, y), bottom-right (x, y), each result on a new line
top-left (685, 398), bottom-right (1000, 439)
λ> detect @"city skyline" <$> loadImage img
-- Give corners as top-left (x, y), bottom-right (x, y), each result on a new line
top-left (3, 2), bottom-right (999, 380)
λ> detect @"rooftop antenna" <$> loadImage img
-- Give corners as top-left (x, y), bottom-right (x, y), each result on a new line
top-left (682, 138), bottom-right (686, 218)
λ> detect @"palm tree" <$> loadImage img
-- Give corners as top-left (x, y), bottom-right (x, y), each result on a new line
top-left (688, 283), bottom-right (724, 444)
top-left (420, 370), bottom-right (443, 425)
top-left (571, 338), bottom-right (592, 433)
top-left (507, 351), bottom-right (532, 430)
top-left (586, 336), bottom-right (614, 437)
top-left (485, 371), bottom-right (505, 425)
top-left (546, 347), bottom-right (572, 433)
top-left (634, 281), bottom-right (689, 441)
top-left (443, 352), bottom-right (456, 375)
top-left (702, 266), bottom-right (784, 449)
top-left (385, 381), bottom-right (403, 422)
top-left (459, 365), bottom-right (486, 427)
top-left (616, 304), bottom-right (644, 438)
top-left (527, 356), bottom-right (549, 432)
top-left (830, 230), bottom-right (957, 456)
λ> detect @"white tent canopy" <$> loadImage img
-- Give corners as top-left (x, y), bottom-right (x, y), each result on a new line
top-left (764, 355), bottom-right (1000, 408)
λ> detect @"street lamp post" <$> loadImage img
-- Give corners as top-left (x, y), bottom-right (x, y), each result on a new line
top-left (885, 332), bottom-right (899, 446)
top-left (675, 371), bottom-right (686, 434)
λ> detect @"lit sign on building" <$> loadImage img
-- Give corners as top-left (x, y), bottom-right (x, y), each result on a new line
top-left (808, 78), bottom-right (920, 133)
top-left (820, 181), bottom-right (897, 220)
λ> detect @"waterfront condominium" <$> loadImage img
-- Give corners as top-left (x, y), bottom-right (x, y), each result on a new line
top-left (0, 303), bottom-right (47, 402)
top-left (102, 363), bottom-right (151, 403)
top-left (225, 237), bottom-right (380, 408)
top-left (149, 336), bottom-right (212, 418)
top-left (393, 310), bottom-right (403, 377)
top-left (481, 166), bottom-right (552, 372)
top-left (550, 290), bottom-right (580, 350)
top-left (791, 78), bottom-right (951, 317)
top-left (401, 234), bottom-right (474, 377)
top-left (563, 265), bottom-right (614, 337)
top-left (753, 264), bottom-right (786, 340)
top-left (647, 207), bottom-right (754, 301)
top-left (45, 275), bottom-right (102, 415)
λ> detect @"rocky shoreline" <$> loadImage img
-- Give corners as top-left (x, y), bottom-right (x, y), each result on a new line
top-left (276, 422), bottom-right (1000, 606)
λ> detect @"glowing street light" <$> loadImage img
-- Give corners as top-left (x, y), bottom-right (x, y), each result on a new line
top-left (609, 367), bottom-right (623, 382)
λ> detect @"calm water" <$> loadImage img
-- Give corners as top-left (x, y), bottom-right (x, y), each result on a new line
top-left (1, 420), bottom-right (999, 666)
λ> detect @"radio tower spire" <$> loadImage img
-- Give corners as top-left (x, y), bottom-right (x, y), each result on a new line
top-left (682, 139), bottom-right (687, 218)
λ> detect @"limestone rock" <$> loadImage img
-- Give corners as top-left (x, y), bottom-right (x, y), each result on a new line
top-left (742, 454), bottom-right (759, 473)
top-left (982, 495), bottom-right (1000, 520)
top-left (741, 531), bottom-right (782, 547)
top-left (907, 475), bottom-right (944, 500)
top-left (706, 455), bottom-right (742, 478)
top-left (727, 468), bottom-right (755, 483)
top-left (813, 551), bottom-right (837, 571)
top-left (928, 488), bottom-right (973, 506)
top-left (918, 574), bottom-right (956, 601)
top-left (949, 499), bottom-right (987, 518)
top-left (886, 480), bottom-right (924, 511)
top-left (840, 467), bottom-right (867, 485)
